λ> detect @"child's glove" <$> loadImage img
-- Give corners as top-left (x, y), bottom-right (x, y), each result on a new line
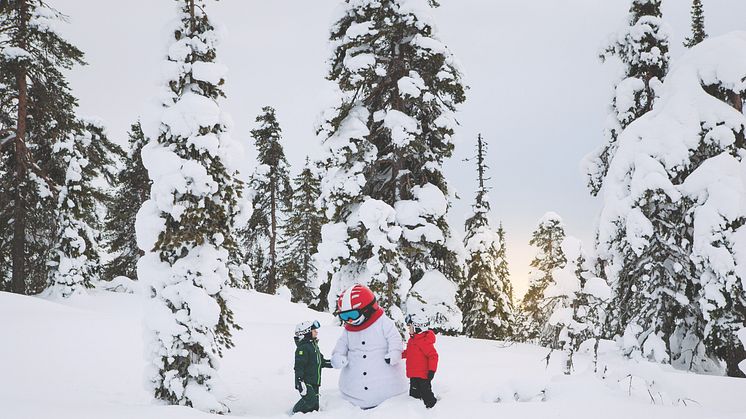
top-left (427, 370), bottom-right (435, 380)
top-left (384, 358), bottom-right (390, 365)
top-left (323, 358), bottom-right (332, 368)
top-left (295, 378), bottom-right (307, 396)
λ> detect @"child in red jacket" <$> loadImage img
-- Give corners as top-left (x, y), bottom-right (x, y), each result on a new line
top-left (402, 314), bottom-right (438, 408)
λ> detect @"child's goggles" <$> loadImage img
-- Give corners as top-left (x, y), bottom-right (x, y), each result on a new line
top-left (338, 310), bottom-right (362, 322)
top-left (296, 320), bottom-right (321, 337)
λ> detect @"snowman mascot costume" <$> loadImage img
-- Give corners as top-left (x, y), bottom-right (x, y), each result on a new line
top-left (331, 284), bottom-right (407, 408)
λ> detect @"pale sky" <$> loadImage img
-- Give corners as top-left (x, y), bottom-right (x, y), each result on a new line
top-left (55, 0), bottom-right (746, 298)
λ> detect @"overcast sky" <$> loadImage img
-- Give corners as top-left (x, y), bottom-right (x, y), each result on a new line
top-left (55, 0), bottom-right (746, 297)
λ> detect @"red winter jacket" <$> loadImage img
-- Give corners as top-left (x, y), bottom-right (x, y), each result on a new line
top-left (402, 330), bottom-right (438, 379)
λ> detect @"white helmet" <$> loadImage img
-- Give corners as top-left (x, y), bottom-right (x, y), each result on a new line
top-left (294, 320), bottom-right (320, 338)
top-left (406, 312), bottom-right (429, 332)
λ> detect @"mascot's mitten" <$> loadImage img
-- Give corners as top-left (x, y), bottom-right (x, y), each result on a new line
top-left (385, 352), bottom-right (401, 365)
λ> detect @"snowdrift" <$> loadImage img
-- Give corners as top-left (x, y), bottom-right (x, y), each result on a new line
top-left (1, 289), bottom-right (745, 419)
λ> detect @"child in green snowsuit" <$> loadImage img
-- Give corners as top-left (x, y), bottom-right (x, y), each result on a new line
top-left (293, 320), bottom-right (332, 414)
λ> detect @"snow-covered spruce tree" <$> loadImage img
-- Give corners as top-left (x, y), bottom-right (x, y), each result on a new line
top-left (48, 120), bottom-right (122, 297)
top-left (278, 157), bottom-right (324, 306)
top-left (136, 0), bottom-right (248, 411)
top-left (316, 106), bottom-right (378, 312)
top-left (0, 0), bottom-right (85, 294)
top-left (494, 225), bottom-right (513, 321)
top-left (518, 213), bottom-right (567, 345)
top-left (689, 35), bottom-right (746, 377)
top-left (605, 194), bottom-right (695, 367)
top-left (545, 237), bottom-right (610, 373)
top-left (104, 122), bottom-right (150, 281)
top-left (684, 0), bottom-right (707, 48)
top-left (584, 0), bottom-right (669, 196)
top-left (243, 106), bottom-right (292, 294)
top-left (459, 134), bottom-right (515, 340)
top-left (317, 0), bottom-right (466, 332)
top-left (597, 33), bottom-right (746, 373)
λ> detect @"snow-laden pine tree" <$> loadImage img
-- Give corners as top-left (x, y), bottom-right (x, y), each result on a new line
top-left (684, 0), bottom-right (707, 48)
top-left (518, 213), bottom-right (567, 345)
top-left (686, 35), bottom-right (746, 377)
top-left (48, 120), bottom-right (122, 297)
top-left (596, 32), bottom-right (746, 374)
top-left (545, 237), bottom-right (610, 373)
top-left (459, 135), bottom-right (515, 340)
top-left (0, 0), bottom-right (85, 294)
top-left (243, 106), bottom-right (292, 294)
top-left (316, 0), bottom-right (466, 332)
top-left (104, 122), bottom-right (150, 281)
top-left (136, 0), bottom-right (248, 411)
top-left (278, 157), bottom-right (324, 306)
top-left (494, 225), bottom-right (512, 311)
top-left (584, 0), bottom-right (670, 195)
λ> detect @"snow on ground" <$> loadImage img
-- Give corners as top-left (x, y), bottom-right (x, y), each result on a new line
top-left (2, 289), bottom-right (745, 419)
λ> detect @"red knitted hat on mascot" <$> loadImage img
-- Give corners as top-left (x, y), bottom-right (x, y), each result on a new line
top-left (337, 284), bottom-right (383, 331)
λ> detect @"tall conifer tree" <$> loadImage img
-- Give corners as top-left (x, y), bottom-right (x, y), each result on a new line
top-left (317, 0), bottom-right (466, 331)
top-left (545, 237), bottom-right (610, 372)
top-left (136, 0), bottom-right (246, 411)
top-left (594, 33), bottom-right (746, 373)
top-left (460, 135), bottom-right (515, 340)
top-left (279, 157), bottom-right (324, 306)
top-left (244, 106), bottom-right (292, 294)
top-left (48, 120), bottom-right (122, 297)
top-left (104, 122), bottom-right (150, 281)
top-left (684, 0), bottom-right (707, 48)
top-left (584, 0), bottom-right (669, 195)
top-left (0, 0), bottom-right (85, 294)
top-left (518, 213), bottom-right (567, 345)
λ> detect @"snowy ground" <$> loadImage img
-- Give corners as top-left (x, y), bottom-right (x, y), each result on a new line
top-left (2, 289), bottom-right (745, 419)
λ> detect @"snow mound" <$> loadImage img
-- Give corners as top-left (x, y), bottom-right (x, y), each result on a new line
top-left (406, 270), bottom-right (462, 333)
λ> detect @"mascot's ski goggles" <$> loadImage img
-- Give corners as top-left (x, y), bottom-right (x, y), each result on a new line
top-left (338, 310), bottom-right (362, 322)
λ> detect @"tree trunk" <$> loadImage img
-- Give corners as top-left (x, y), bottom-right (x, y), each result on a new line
top-left (564, 347), bottom-right (574, 375)
top-left (188, 0), bottom-right (195, 32)
top-left (11, 0), bottom-right (29, 295)
top-left (728, 92), bottom-right (745, 149)
top-left (269, 175), bottom-right (277, 294)
top-left (729, 92), bottom-right (743, 113)
top-left (725, 342), bottom-right (746, 378)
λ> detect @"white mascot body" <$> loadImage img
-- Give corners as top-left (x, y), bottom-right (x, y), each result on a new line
top-left (331, 285), bottom-right (407, 408)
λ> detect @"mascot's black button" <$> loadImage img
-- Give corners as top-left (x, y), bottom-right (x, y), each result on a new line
top-left (363, 355), bottom-right (367, 359)
top-left (362, 341), bottom-right (366, 345)
top-left (363, 372), bottom-right (367, 375)
top-left (364, 387), bottom-right (368, 390)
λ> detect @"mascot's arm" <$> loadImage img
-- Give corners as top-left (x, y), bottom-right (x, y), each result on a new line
top-left (331, 330), bottom-right (349, 369)
top-left (383, 318), bottom-right (404, 365)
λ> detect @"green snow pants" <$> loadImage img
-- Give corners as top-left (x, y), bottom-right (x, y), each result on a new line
top-left (292, 383), bottom-right (319, 413)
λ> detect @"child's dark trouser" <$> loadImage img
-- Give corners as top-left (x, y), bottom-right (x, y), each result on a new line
top-left (409, 377), bottom-right (437, 408)
top-left (292, 384), bottom-right (320, 413)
